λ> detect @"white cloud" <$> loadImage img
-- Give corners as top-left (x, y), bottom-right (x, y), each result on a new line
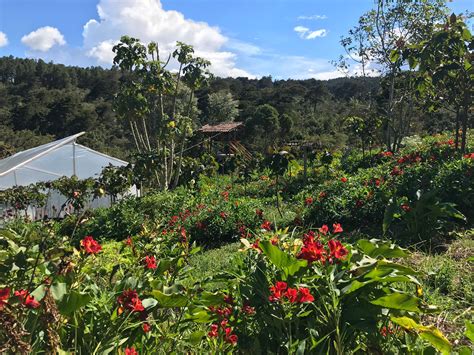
top-left (87, 40), bottom-right (117, 64)
top-left (306, 29), bottom-right (328, 39)
top-left (297, 15), bottom-right (327, 20)
top-left (21, 26), bottom-right (66, 52)
top-left (0, 32), bottom-right (8, 47)
top-left (82, 0), bottom-right (253, 77)
top-left (294, 26), bottom-right (327, 40)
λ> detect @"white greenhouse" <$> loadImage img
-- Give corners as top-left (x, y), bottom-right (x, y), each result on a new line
top-left (0, 132), bottom-right (137, 221)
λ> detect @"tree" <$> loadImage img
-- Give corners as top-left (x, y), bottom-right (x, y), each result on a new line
top-left (112, 36), bottom-right (210, 190)
top-left (205, 91), bottom-right (239, 124)
top-left (403, 14), bottom-right (473, 153)
top-left (339, 0), bottom-right (449, 151)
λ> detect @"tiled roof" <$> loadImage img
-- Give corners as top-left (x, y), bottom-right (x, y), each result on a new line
top-left (199, 122), bottom-right (244, 133)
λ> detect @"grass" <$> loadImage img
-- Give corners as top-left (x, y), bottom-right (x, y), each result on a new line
top-left (404, 229), bottom-right (474, 346)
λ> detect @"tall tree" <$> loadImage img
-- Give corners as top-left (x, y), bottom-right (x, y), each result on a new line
top-left (205, 91), bottom-right (239, 124)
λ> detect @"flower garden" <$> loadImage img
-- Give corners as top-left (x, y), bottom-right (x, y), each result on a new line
top-left (0, 133), bottom-right (473, 354)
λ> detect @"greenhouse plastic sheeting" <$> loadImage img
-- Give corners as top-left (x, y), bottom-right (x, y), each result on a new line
top-left (0, 132), bottom-right (128, 190)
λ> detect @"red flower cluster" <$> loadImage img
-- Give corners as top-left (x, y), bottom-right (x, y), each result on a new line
top-left (208, 305), bottom-right (232, 318)
top-left (124, 348), bottom-right (138, 355)
top-left (14, 289), bottom-right (40, 309)
top-left (124, 237), bottom-right (133, 247)
top-left (142, 322), bottom-right (151, 333)
top-left (261, 220), bottom-right (272, 231)
top-left (221, 191), bottom-right (229, 201)
top-left (80, 236), bottom-right (102, 254)
top-left (340, 177), bottom-right (348, 183)
top-left (332, 223), bottom-right (343, 233)
top-left (380, 151), bottom-right (393, 157)
top-left (0, 288), bottom-right (9, 310)
top-left (305, 196), bottom-right (314, 206)
top-left (298, 226), bottom-right (348, 264)
top-left (318, 191), bottom-right (327, 200)
top-left (463, 153), bottom-right (474, 159)
top-left (117, 289), bottom-right (145, 313)
top-left (327, 240), bottom-right (348, 260)
top-left (144, 255), bottom-right (157, 270)
top-left (207, 322), bottom-right (238, 345)
top-left (242, 304), bottom-right (256, 316)
top-left (268, 282), bottom-right (314, 303)
top-left (390, 166), bottom-right (404, 176)
top-left (401, 203), bottom-right (411, 212)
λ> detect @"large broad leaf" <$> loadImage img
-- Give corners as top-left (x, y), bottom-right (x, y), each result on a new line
top-left (357, 239), bottom-right (408, 259)
top-left (259, 240), bottom-right (307, 278)
top-left (391, 316), bottom-right (451, 354)
top-left (50, 283), bottom-right (67, 302)
top-left (370, 292), bottom-right (421, 312)
top-left (151, 290), bottom-right (188, 307)
top-left (198, 291), bottom-right (225, 306)
top-left (465, 320), bottom-right (474, 342)
top-left (58, 291), bottom-right (91, 316)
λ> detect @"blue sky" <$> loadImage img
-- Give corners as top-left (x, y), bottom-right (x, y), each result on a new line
top-left (0, 0), bottom-right (472, 79)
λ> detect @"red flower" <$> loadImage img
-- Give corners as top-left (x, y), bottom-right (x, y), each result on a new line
top-left (305, 196), bottom-right (314, 206)
top-left (117, 290), bottom-right (145, 313)
top-left (270, 236), bottom-right (279, 245)
top-left (319, 225), bottom-right (329, 235)
top-left (142, 322), bottom-right (151, 333)
top-left (221, 191), bottom-right (229, 201)
top-left (341, 177), bottom-right (348, 183)
top-left (375, 178), bottom-right (381, 187)
top-left (0, 288), bottom-right (9, 310)
top-left (219, 211), bottom-right (228, 220)
top-left (463, 153), bottom-right (474, 159)
top-left (73, 191), bottom-right (80, 198)
top-left (145, 256), bottom-right (157, 270)
top-left (14, 289), bottom-right (40, 309)
top-left (208, 323), bottom-right (219, 338)
top-left (125, 348), bottom-right (138, 355)
top-left (261, 220), bottom-right (272, 231)
top-left (251, 238), bottom-right (262, 252)
top-left (381, 151), bottom-right (393, 157)
top-left (196, 221), bottom-right (206, 230)
top-left (223, 294), bottom-right (234, 305)
top-left (401, 204), bottom-right (411, 212)
top-left (180, 227), bottom-right (187, 243)
top-left (227, 334), bottom-right (238, 345)
top-left (390, 166), bottom-right (403, 176)
top-left (327, 239), bottom-right (348, 260)
top-left (298, 238), bottom-right (326, 263)
top-left (285, 288), bottom-right (298, 303)
top-left (238, 224), bottom-right (248, 237)
top-left (269, 281), bottom-right (288, 302)
top-left (297, 287), bottom-right (314, 303)
top-left (318, 191), bottom-right (327, 200)
top-left (124, 237), bottom-right (133, 247)
top-left (332, 223), bottom-right (343, 234)
top-left (224, 327), bottom-right (238, 345)
top-left (80, 236), bottom-right (102, 254)
top-left (242, 304), bottom-right (256, 315)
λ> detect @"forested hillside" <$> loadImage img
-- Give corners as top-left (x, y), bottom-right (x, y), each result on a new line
top-left (1, 55), bottom-right (450, 160)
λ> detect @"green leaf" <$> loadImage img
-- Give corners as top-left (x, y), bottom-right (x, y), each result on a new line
top-left (141, 298), bottom-right (158, 309)
top-left (370, 292), bottom-right (421, 312)
top-left (198, 291), bottom-right (224, 306)
top-left (151, 290), bottom-right (188, 307)
top-left (465, 320), bottom-right (474, 342)
top-left (58, 291), bottom-right (91, 316)
top-left (458, 346), bottom-right (472, 355)
top-left (391, 316), bottom-right (451, 355)
top-left (50, 283), bottom-right (67, 302)
top-left (357, 239), bottom-right (408, 258)
top-left (187, 330), bottom-right (205, 345)
top-left (259, 240), bottom-right (307, 278)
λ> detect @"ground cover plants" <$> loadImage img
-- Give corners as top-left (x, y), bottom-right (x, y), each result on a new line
top-left (1, 132), bottom-right (473, 354)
